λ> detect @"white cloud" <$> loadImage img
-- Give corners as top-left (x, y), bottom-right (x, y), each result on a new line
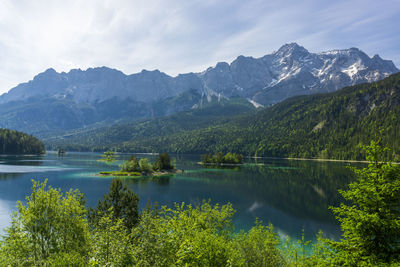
top-left (0, 0), bottom-right (398, 94)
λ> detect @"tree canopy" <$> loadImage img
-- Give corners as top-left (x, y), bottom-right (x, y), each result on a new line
top-left (0, 128), bottom-right (45, 155)
top-left (329, 141), bottom-right (400, 265)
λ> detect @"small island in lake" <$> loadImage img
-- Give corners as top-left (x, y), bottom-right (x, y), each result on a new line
top-left (98, 152), bottom-right (183, 177)
top-left (201, 152), bottom-right (244, 165)
top-left (57, 148), bottom-right (66, 157)
top-left (97, 151), bottom-right (117, 163)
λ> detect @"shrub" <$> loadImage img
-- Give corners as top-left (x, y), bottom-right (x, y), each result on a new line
top-left (0, 180), bottom-right (91, 265)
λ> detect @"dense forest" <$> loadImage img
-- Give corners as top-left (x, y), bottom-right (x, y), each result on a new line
top-left (0, 128), bottom-right (45, 154)
top-left (45, 73), bottom-right (400, 160)
top-left (44, 97), bottom-right (256, 151)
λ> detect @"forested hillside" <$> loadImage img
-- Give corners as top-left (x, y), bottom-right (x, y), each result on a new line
top-left (0, 129), bottom-right (45, 154)
top-left (44, 98), bottom-right (255, 151)
top-left (47, 73), bottom-right (400, 160)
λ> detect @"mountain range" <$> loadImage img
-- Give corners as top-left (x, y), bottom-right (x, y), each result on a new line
top-left (46, 72), bottom-right (400, 160)
top-left (0, 43), bottom-right (398, 136)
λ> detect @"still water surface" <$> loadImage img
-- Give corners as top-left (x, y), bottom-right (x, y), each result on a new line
top-left (0, 152), bottom-right (358, 241)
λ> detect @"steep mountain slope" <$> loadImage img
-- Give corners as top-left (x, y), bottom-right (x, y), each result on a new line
top-left (0, 43), bottom-right (397, 136)
top-left (44, 97), bottom-right (255, 151)
top-left (48, 73), bottom-right (400, 160)
top-left (0, 89), bottom-right (204, 136)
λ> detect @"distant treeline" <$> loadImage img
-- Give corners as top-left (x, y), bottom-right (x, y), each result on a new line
top-left (0, 128), bottom-right (45, 154)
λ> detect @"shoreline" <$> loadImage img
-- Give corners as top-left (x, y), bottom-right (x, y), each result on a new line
top-left (97, 169), bottom-right (183, 178)
top-left (47, 150), bottom-right (399, 165)
top-left (255, 156), bottom-right (400, 165)
top-left (198, 162), bottom-right (243, 166)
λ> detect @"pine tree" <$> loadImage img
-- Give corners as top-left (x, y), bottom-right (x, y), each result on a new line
top-left (329, 141), bottom-right (400, 265)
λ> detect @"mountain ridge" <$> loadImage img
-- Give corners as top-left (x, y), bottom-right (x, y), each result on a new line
top-left (1, 43), bottom-right (397, 106)
top-left (0, 43), bottom-right (398, 136)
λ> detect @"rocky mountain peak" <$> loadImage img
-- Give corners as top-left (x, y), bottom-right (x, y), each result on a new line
top-left (33, 68), bottom-right (59, 80)
top-left (275, 43), bottom-right (309, 57)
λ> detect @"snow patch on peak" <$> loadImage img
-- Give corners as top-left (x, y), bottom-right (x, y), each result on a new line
top-left (341, 62), bottom-right (366, 78)
top-left (247, 98), bottom-right (264, 108)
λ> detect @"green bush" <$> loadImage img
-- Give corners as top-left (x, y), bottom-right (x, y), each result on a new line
top-left (0, 180), bottom-right (91, 265)
top-left (139, 158), bottom-right (153, 172)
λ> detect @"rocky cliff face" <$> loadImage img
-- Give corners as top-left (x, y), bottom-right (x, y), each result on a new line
top-left (0, 43), bottom-right (397, 135)
top-left (198, 43), bottom-right (398, 106)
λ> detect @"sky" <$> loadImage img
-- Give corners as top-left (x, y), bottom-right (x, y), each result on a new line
top-left (0, 0), bottom-right (399, 94)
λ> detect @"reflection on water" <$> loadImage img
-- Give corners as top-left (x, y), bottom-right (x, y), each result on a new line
top-left (0, 152), bottom-right (358, 241)
top-left (0, 165), bottom-right (76, 173)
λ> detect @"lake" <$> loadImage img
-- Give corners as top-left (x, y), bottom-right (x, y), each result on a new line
top-left (0, 151), bottom-right (358, 241)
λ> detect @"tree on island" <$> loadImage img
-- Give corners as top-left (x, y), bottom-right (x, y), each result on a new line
top-left (98, 151), bottom-right (117, 163)
top-left (119, 155), bottom-right (140, 172)
top-left (118, 153), bottom-right (174, 173)
top-left (201, 152), bottom-right (244, 164)
top-left (153, 153), bottom-right (174, 170)
top-left (138, 158), bottom-right (152, 172)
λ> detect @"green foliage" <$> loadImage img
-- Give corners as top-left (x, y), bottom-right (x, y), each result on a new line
top-left (139, 157), bottom-right (153, 172)
top-left (0, 178), bottom-right (319, 266)
top-left (280, 230), bottom-right (333, 266)
top-left (119, 154), bottom-right (174, 173)
top-left (329, 141), bottom-right (400, 265)
top-left (119, 155), bottom-right (140, 172)
top-left (235, 221), bottom-right (285, 266)
top-left (88, 178), bottom-right (139, 231)
top-left (202, 152), bottom-right (244, 164)
top-left (98, 150), bottom-right (117, 163)
top-left (91, 211), bottom-right (133, 266)
top-left (131, 202), bottom-right (235, 266)
top-left (0, 128), bottom-right (45, 154)
top-left (0, 179), bottom-right (90, 265)
top-left (153, 152), bottom-right (173, 170)
top-left (129, 201), bottom-right (290, 266)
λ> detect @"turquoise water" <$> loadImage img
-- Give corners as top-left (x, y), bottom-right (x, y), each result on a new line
top-left (0, 152), bottom-right (357, 241)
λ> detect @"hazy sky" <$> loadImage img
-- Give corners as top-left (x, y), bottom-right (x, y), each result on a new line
top-left (0, 0), bottom-right (399, 94)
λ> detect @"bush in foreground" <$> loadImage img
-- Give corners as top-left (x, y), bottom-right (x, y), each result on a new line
top-left (0, 180), bottom-right (90, 265)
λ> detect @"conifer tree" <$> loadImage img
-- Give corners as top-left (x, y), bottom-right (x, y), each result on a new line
top-left (329, 141), bottom-right (400, 265)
